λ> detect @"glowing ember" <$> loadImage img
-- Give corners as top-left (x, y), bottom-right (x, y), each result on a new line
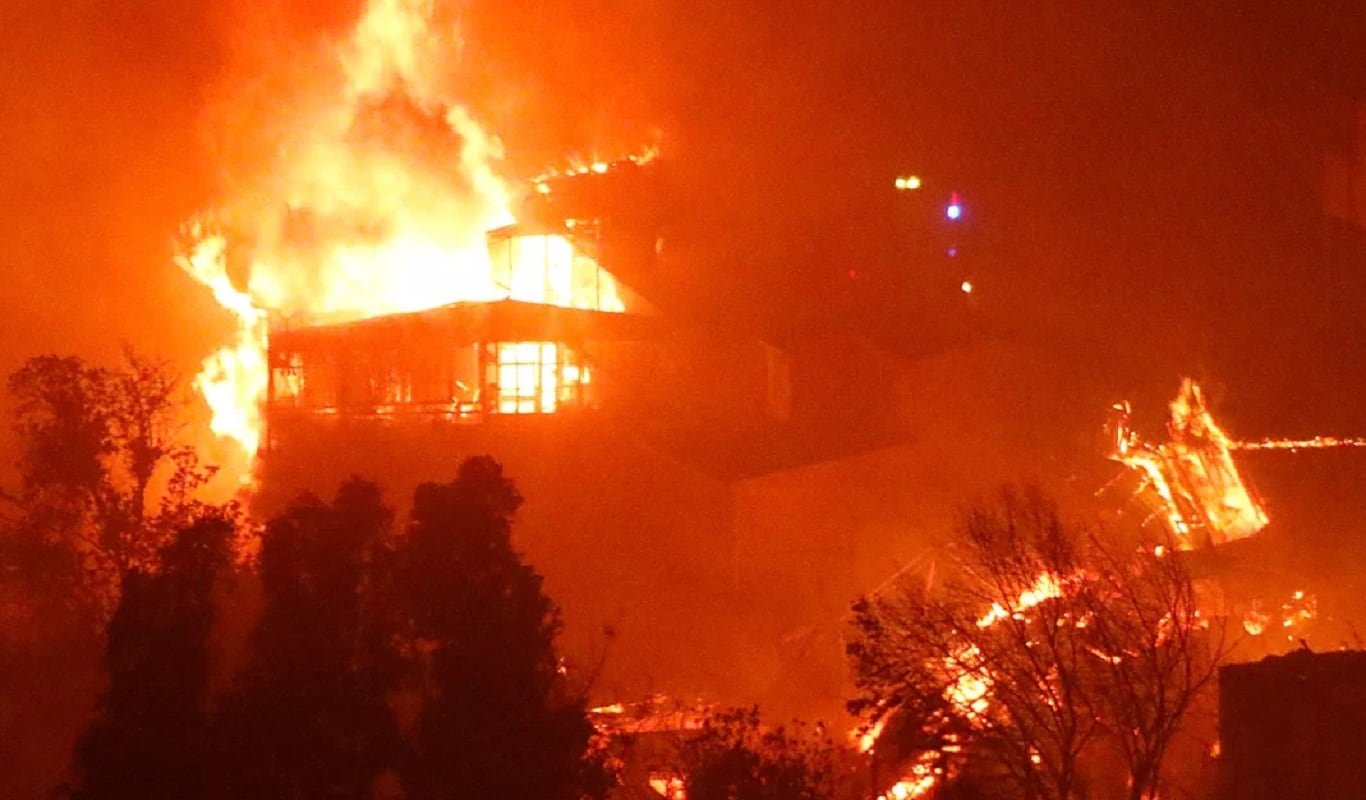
top-left (856, 718), bottom-right (887, 754)
top-left (976, 572), bottom-right (1064, 628)
top-left (1242, 606), bottom-right (1270, 637)
top-left (178, 0), bottom-right (628, 480)
top-left (877, 751), bottom-right (940, 800)
top-left (946, 573), bottom-right (1071, 724)
top-left (590, 703), bottom-right (626, 715)
top-left (862, 571), bottom-right (1072, 798)
top-left (1243, 590), bottom-right (1317, 638)
top-left (589, 695), bottom-right (710, 735)
top-left (648, 775), bottom-right (686, 799)
top-left (530, 146), bottom-right (658, 188)
top-left (944, 644), bottom-right (992, 719)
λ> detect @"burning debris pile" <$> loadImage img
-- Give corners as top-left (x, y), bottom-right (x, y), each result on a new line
top-left (847, 490), bottom-right (1222, 800)
top-left (1103, 378), bottom-right (1366, 551)
top-left (590, 695), bottom-right (712, 737)
top-left (1104, 378), bottom-right (1268, 549)
top-left (1241, 590), bottom-right (1317, 638)
top-left (589, 697), bottom-right (707, 800)
top-left (848, 379), bottom-right (1364, 799)
top-left (1101, 379), bottom-right (1366, 646)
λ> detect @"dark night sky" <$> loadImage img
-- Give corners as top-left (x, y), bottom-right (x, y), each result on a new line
top-left (460, 0), bottom-right (1366, 438)
top-left (1, 0), bottom-right (1363, 450)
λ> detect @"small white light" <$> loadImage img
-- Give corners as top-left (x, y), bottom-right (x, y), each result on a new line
top-left (960, 280), bottom-right (973, 294)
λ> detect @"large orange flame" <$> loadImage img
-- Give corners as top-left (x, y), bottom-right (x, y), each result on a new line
top-left (178, 0), bottom-right (623, 482)
top-left (176, 228), bottom-right (268, 462)
top-left (1108, 379), bottom-right (1268, 548)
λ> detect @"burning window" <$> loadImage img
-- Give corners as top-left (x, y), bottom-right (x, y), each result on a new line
top-left (488, 342), bottom-right (590, 415)
top-left (486, 229), bottom-right (624, 312)
top-left (648, 773), bottom-right (686, 799)
top-left (271, 352), bottom-right (305, 405)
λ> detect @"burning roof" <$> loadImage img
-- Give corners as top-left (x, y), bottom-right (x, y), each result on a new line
top-left (1104, 379), bottom-right (1269, 549)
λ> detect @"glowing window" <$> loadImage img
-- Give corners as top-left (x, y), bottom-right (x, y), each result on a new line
top-left (271, 353), bottom-right (305, 405)
top-left (487, 233), bottom-right (624, 312)
top-left (489, 342), bottom-right (589, 414)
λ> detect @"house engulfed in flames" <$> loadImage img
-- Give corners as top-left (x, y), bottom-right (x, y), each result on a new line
top-left (260, 157), bottom-right (790, 451)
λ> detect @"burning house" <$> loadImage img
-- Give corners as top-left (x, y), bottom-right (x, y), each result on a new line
top-left (174, 0), bottom-right (913, 708)
top-left (256, 153), bottom-right (657, 427)
top-left (166, 10), bottom-right (1366, 800)
top-left (243, 152), bottom-right (895, 708)
top-left (259, 155), bottom-right (797, 464)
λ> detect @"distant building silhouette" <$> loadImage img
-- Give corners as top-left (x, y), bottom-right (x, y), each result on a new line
top-left (1220, 650), bottom-right (1366, 800)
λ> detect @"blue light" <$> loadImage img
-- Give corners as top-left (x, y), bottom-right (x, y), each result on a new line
top-left (946, 203), bottom-right (962, 220)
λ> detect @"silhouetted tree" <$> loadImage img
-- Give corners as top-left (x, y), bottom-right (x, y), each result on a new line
top-left (0, 515), bottom-right (105, 800)
top-left (5, 352), bottom-right (216, 617)
top-left (212, 478), bottom-right (399, 800)
top-left (66, 512), bottom-right (236, 800)
top-left (1076, 532), bottom-right (1227, 800)
top-left (849, 489), bottom-right (1099, 800)
top-left (680, 707), bottom-right (836, 800)
top-left (847, 488), bottom-right (1227, 800)
top-left (0, 352), bottom-right (221, 797)
top-left (397, 456), bottom-right (611, 800)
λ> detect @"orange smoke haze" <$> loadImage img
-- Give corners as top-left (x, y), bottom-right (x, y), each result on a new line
top-left (0, 2), bottom-right (226, 487)
top-left (3, 7), bottom-right (1366, 798)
